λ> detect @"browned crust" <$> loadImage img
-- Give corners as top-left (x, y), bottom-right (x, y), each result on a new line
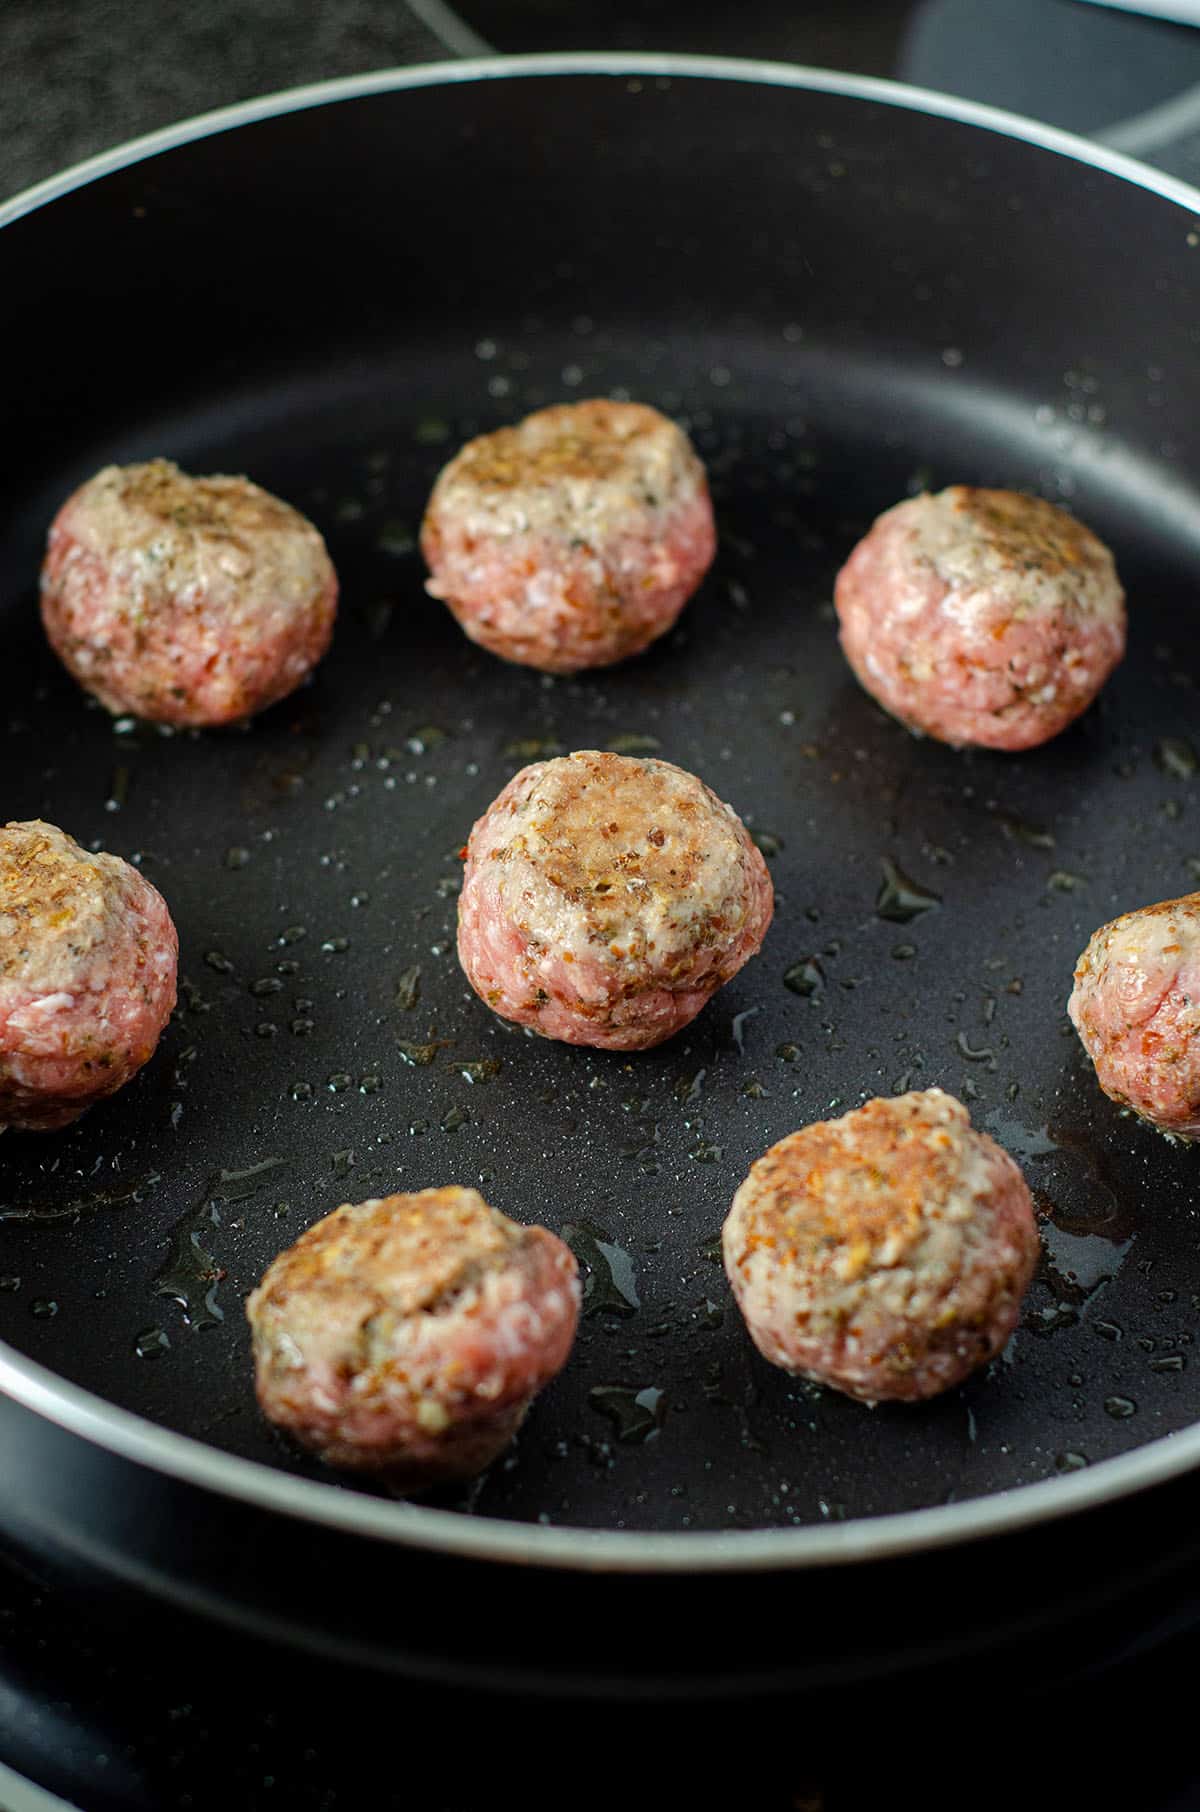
top-left (442, 401), bottom-right (677, 490)
top-left (250, 1187), bottom-right (529, 1323)
top-left (942, 486), bottom-right (1109, 580)
top-left (736, 1096), bottom-right (971, 1267)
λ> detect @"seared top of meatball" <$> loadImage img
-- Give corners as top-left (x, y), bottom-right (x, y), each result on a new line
top-left (426, 401), bottom-right (703, 538)
top-left (476, 750), bottom-right (760, 969)
top-left (908, 486), bottom-right (1119, 618)
top-left (61, 459), bottom-right (330, 609)
top-left (1074, 892), bottom-right (1200, 970)
top-left (1072, 892), bottom-right (1200, 1021)
top-left (0, 820), bottom-right (142, 992)
top-left (732, 1090), bottom-right (1006, 1283)
top-left (249, 1187), bottom-right (542, 1325)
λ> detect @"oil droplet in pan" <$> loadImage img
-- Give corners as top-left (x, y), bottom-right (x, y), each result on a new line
top-left (993, 811), bottom-right (1055, 850)
top-left (154, 1204), bottom-right (225, 1331)
top-left (589, 1385), bottom-right (665, 1443)
top-left (0, 1171), bottom-right (161, 1226)
top-left (563, 1222), bottom-right (640, 1316)
top-left (730, 1007), bottom-right (760, 1052)
top-left (876, 856), bottom-right (941, 923)
top-left (1155, 737), bottom-right (1198, 779)
top-left (394, 965), bottom-right (422, 1011)
top-left (784, 958), bottom-right (823, 998)
top-left (154, 1158), bottom-right (285, 1328)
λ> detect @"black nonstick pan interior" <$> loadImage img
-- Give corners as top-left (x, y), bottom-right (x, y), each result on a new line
top-left (4, 63), bottom-right (1200, 1537)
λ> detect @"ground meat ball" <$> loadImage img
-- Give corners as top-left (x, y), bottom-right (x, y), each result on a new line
top-left (247, 1187), bottom-right (580, 1488)
top-left (1069, 891), bottom-right (1200, 1139)
top-left (457, 750), bottom-right (773, 1051)
top-left (420, 399), bottom-right (716, 672)
top-left (0, 820), bottom-right (178, 1131)
top-left (722, 1090), bottom-right (1039, 1403)
top-left (41, 459), bottom-right (338, 726)
top-left (833, 486), bottom-right (1125, 750)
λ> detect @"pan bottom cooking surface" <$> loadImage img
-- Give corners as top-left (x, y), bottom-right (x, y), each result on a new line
top-left (4, 319), bottom-right (1200, 1534)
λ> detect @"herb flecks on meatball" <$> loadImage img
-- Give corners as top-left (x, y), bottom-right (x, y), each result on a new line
top-left (457, 750), bottom-right (773, 1050)
top-left (723, 1089), bottom-right (1039, 1402)
top-left (421, 400), bottom-right (715, 673)
top-left (41, 459), bottom-right (338, 726)
top-left (834, 486), bottom-right (1125, 750)
top-left (247, 1187), bottom-right (580, 1490)
top-left (0, 819), bottom-right (177, 1131)
top-left (1070, 891), bottom-right (1200, 1140)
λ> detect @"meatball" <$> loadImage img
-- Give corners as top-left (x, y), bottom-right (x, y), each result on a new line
top-left (0, 820), bottom-right (178, 1131)
top-left (833, 486), bottom-right (1125, 751)
top-left (722, 1089), bottom-right (1039, 1403)
top-left (246, 1187), bottom-right (580, 1488)
top-left (420, 399), bottom-right (715, 672)
top-left (1068, 891), bottom-right (1200, 1139)
top-left (457, 749), bottom-right (773, 1051)
top-left (41, 459), bottom-right (338, 726)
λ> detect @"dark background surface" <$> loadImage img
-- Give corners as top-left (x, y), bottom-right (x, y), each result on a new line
top-left (6, 4), bottom-right (1200, 1810)
top-left (10, 0), bottom-right (1200, 207)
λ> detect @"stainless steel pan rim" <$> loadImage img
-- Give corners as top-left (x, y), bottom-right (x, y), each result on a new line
top-left (4, 51), bottom-right (1200, 1576)
top-left (6, 1335), bottom-right (1200, 1572)
top-left (5, 48), bottom-right (1200, 229)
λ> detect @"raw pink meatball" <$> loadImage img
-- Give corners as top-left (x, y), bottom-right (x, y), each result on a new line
top-left (1069, 891), bottom-right (1200, 1139)
top-left (722, 1089), bottom-right (1039, 1403)
top-left (0, 820), bottom-right (178, 1131)
top-left (457, 750), bottom-right (773, 1051)
top-left (834, 486), bottom-right (1125, 750)
top-left (246, 1187), bottom-right (580, 1488)
top-left (420, 399), bottom-right (715, 672)
top-left (41, 459), bottom-right (338, 726)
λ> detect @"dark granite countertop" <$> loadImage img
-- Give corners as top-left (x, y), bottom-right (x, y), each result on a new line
top-left (1, 0), bottom-right (449, 204)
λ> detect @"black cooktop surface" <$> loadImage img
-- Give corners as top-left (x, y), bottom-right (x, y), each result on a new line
top-left (3, 1538), bottom-right (1200, 1812)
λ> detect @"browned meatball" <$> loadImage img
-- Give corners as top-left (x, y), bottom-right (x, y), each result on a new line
top-left (421, 400), bottom-right (715, 672)
top-left (457, 750), bottom-right (774, 1049)
top-left (1069, 891), bottom-right (1200, 1139)
top-left (0, 819), bottom-right (177, 1130)
top-left (723, 1090), bottom-right (1039, 1402)
top-left (247, 1188), bottom-right (580, 1489)
top-left (834, 487), bottom-right (1125, 750)
top-left (41, 459), bottom-right (338, 725)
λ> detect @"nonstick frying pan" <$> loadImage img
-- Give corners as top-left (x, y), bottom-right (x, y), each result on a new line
top-left (4, 53), bottom-right (1200, 1697)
